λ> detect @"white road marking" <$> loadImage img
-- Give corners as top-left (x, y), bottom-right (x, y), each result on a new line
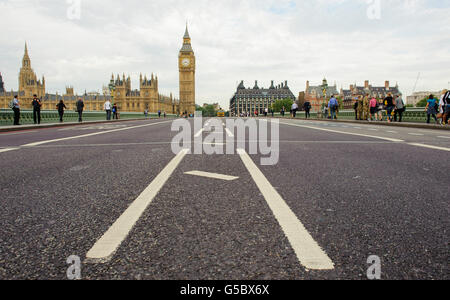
top-left (21, 120), bottom-right (172, 148)
top-left (185, 170), bottom-right (239, 181)
top-left (86, 149), bottom-right (189, 263)
top-left (386, 131), bottom-right (398, 134)
top-left (194, 128), bottom-right (204, 138)
top-left (368, 129), bottom-right (378, 131)
top-left (437, 136), bottom-right (450, 139)
top-left (237, 149), bottom-right (334, 270)
top-left (225, 128), bottom-right (234, 137)
top-left (280, 122), bottom-right (404, 143)
top-left (408, 133), bottom-right (424, 136)
top-left (0, 148), bottom-right (19, 153)
top-left (408, 143), bottom-right (450, 152)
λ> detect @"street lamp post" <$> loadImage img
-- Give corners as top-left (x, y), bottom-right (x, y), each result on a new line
top-left (108, 79), bottom-right (116, 107)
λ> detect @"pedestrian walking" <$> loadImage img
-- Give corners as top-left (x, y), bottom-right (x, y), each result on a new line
top-left (394, 94), bottom-right (405, 122)
top-left (291, 102), bottom-right (298, 118)
top-left (353, 99), bottom-right (359, 120)
top-left (384, 93), bottom-right (395, 123)
top-left (144, 109), bottom-right (149, 118)
top-left (112, 104), bottom-right (119, 120)
top-left (425, 94), bottom-right (438, 124)
top-left (10, 95), bottom-right (21, 125)
top-left (56, 100), bottom-right (66, 123)
top-left (369, 96), bottom-right (378, 121)
top-left (281, 106), bottom-right (286, 117)
top-left (76, 98), bottom-right (84, 122)
top-left (377, 98), bottom-right (384, 121)
top-left (158, 110), bottom-right (161, 118)
top-left (104, 99), bottom-right (112, 120)
top-left (303, 101), bottom-right (311, 119)
top-left (439, 90), bottom-right (450, 125)
top-left (357, 96), bottom-right (364, 120)
top-left (164, 111), bottom-right (167, 118)
top-left (264, 107), bottom-right (268, 117)
top-left (31, 94), bottom-right (42, 124)
top-left (328, 95), bottom-right (338, 120)
top-left (363, 94), bottom-right (370, 121)
top-left (271, 108), bottom-right (274, 117)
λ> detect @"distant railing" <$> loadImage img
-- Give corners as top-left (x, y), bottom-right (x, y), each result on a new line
top-left (0, 109), bottom-right (177, 126)
top-left (266, 108), bottom-right (431, 123)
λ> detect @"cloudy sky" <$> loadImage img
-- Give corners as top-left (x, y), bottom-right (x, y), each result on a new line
top-left (0, 0), bottom-right (449, 109)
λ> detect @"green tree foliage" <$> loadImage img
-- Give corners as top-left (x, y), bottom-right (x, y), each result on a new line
top-left (272, 98), bottom-right (294, 112)
top-left (416, 98), bottom-right (428, 107)
top-left (196, 104), bottom-right (217, 117)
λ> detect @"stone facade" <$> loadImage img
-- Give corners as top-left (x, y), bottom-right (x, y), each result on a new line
top-left (229, 80), bottom-right (296, 116)
top-left (179, 26), bottom-right (196, 115)
top-left (304, 78), bottom-right (339, 112)
top-left (340, 80), bottom-right (401, 109)
top-left (0, 31), bottom-right (195, 114)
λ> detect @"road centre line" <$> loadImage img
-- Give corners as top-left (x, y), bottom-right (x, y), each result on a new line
top-left (185, 170), bottom-right (239, 181)
top-left (20, 120), bottom-right (173, 148)
top-left (225, 128), bottom-right (234, 137)
top-left (86, 148), bottom-right (189, 263)
top-left (237, 148), bottom-right (334, 270)
top-left (437, 136), bottom-right (450, 139)
top-left (279, 121), bottom-right (404, 142)
top-left (408, 133), bottom-right (424, 136)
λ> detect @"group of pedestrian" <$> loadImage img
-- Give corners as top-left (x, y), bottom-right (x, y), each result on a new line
top-left (427, 90), bottom-right (450, 125)
top-left (353, 92), bottom-right (405, 123)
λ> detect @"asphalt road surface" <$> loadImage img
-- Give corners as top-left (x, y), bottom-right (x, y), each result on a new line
top-left (0, 118), bottom-right (448, 280)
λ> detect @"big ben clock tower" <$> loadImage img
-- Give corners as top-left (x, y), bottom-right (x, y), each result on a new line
top-left (179, 25), bottom-right (196, 115)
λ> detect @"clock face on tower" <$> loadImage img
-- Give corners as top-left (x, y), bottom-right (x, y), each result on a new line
top-left (182, 58), bottom-right (190, 67)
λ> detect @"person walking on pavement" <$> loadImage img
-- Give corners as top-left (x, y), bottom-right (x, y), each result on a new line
top-left (281, 106), bottom-right (286, 117)
top-left (11, 95), bottom-right (21, 125)
top-left (425, 94), bottom-right (438, 124)
top-left (112, 104), bottom-right (118, 120)
top-left (303, 101), bottom-right (311, 119)
top-left (328, 95), bottom-right (338, 120)
top-left (56, 100), bottom-right (66, 123)
top-left (363, 93), bottom-right (370, 121)
top-left (394, 94), bottom-right (405, 122)
top-left (264, 107), bottom-right (268, 117)
top-left (104, 99), bottom-right (112, 120)
top-left (357, 96), bottom-right (364, 120)
top-left (164, 111), bottom-right (167, 118)
top-left (158, 110), bottom-right (161, 118)
top-left (369, 96), bottom-right (378, 121)
top-left (31, 94), bottom-right (42, 124)
top-left (291, 102), bottom-right (299, 118)
top-left (76, 98), bottom-right (84, 123)
top-left (439, 90), bottom-right (450, 125)
top-left (377, 97), bottom-right (384, 121)
top-left (144, 109), bottom-right (149, 119)
top-left (384, 93), bottom-right (395, 123)
top-left (353, 99), bottom-right (359, 120)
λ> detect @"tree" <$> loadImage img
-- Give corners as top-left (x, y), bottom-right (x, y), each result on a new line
top-left (416, 97), bottom-right (433, 108)
top-left (272, 98), bottom-right (294, 112)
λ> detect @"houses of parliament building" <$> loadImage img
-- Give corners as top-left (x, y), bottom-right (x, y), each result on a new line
top-left (0, 26), bottom-right (196, 115)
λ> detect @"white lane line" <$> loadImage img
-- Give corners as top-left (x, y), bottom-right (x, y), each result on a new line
top-left (408, 133), bottom-right (424, 136)
top-left (86, 149), bottom-right (189, 263)
top-left (237, 149), bottom-right (334, 270)
top-left (386, 131), bottom-right (398, 134)
top-left (437, 136), bottom-right (450, 139)
top-left (21, 120), bottom-right (173, 148)
top-left (280, 122), bottom-right (404, 143)
top-left (194, 128), bottom-right (204, 138)
top-left (408, 143), bottom-right (450, 152)
top-left (185, 170), bottom-right (239, 181)
top-left (225, 128), bottom-right (234, 137)
top-left (0, 148), bottom-right (19, 153)
top-left (368, 129), bottom-right (378, 131)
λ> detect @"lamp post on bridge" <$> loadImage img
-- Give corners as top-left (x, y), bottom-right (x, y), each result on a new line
top-left (108, 79), bottom-right (116, 107)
